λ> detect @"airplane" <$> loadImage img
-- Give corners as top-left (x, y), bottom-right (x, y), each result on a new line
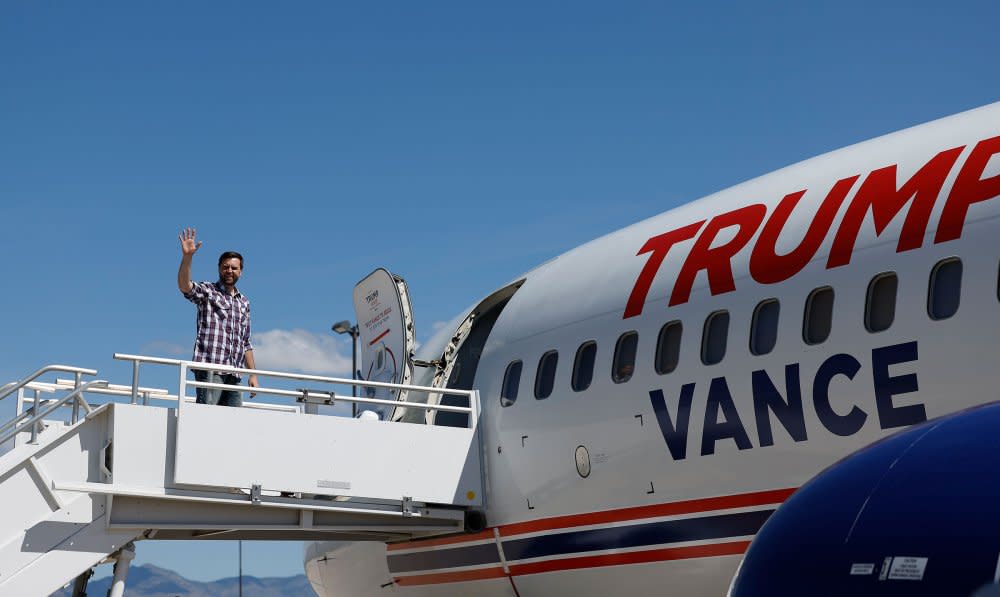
top-left (304, 100), bottom-right (1000, 596)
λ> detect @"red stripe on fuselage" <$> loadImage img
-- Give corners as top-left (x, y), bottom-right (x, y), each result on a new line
top-left (387, 529), bottom-right (495, 552)
top-left (508, 540), bottom-right (752, 576)
top-left (390, 487), bottom-right (795, 554)
top-left (394, 566), bottom-right (507, 586)
top-left (499, 487), bottom-right (795, 537)
top-left (392, 541), bottom-right (753, 586)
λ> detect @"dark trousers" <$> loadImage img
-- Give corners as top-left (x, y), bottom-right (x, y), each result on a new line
top-left (194, 369), bottom-right (243, 407)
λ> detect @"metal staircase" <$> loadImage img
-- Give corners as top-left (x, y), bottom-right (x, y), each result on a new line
top-left (0, 356), bottom-right (484, 596)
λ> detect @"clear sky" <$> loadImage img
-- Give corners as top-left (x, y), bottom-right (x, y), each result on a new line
top-left (1, 0), bottom-right (998, 584)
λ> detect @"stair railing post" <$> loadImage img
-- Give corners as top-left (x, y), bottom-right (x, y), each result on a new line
top-left (71, 371), bottom-right (82, 424)
top-left (29, 388), bottom-right (40, 444)
top-left (130, 361), bottom-right (140, 405)
top-left (178, 362), bottom-right (188, 413)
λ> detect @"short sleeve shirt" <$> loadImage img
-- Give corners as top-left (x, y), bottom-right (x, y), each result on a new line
top-left (183, 281), bottom-right (253, 376)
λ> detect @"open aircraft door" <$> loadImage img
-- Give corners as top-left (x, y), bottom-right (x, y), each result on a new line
top-left (352, 268), bottom-right (416, 420)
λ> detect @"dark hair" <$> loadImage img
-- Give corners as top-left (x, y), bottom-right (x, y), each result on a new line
top-left (218, 251), bottom-right (244, 267)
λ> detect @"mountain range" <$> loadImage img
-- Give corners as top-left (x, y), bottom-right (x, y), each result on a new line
top-left (52, 564), bottom-right (315, 597)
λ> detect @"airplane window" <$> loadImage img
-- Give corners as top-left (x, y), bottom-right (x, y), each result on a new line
top-left (572, 341), bottom-right (597, 392)
top-left (803, 286), bottom-right (834, 345)
top-left (928, 258), bottom-right (962, 320)
top-left (535, 351), bottom-right (558, 400)
top-left (865, 272), bottom-right (898, 332)
top-left (500, 360), bottom-right (522, 407)
top-left (654, 321), bottom-right (682, 374)
top-left (701, 310), bottom-right (729, 365)
top-left (750, 299), bottom-right (779, 356)
top-left (612, 331), bottom-right (638, 383)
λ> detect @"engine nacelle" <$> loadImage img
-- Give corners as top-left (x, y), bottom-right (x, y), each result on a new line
top-left (730, 402), bottom-right (1000, 597)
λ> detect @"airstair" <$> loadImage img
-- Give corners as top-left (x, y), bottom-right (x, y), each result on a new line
top-left (0, 355), bottom-right (484, 596)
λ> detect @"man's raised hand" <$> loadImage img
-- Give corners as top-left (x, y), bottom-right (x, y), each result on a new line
top-left (179, 227), bottom-right (203, 257)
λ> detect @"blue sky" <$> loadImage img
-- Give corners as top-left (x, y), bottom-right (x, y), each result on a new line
top-left (1, 0), bottom-right (998, 584)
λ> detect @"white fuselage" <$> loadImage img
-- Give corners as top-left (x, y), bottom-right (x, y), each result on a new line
top-left (307, 102), bottom-right (1000, 596)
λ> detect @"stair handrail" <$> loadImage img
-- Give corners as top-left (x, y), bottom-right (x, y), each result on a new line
top-left (0, 365), bottom-right (98, 403)
top-left (0, 379), bottom-right (108, 447)
top-left (113, 354), bottom-right (477, 398)
top-left (0, 409), bottom-right (37, 438)
top-left (113, 353), bottom-right (479, 424)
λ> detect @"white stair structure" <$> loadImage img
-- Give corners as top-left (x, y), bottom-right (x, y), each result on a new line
top-left (0, 356), bottom-right (484, 596)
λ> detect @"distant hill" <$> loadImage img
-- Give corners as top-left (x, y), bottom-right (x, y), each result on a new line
top-left (52, 564), bottom-right (315, 597)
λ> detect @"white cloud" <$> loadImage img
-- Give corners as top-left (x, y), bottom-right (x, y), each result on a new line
top-left (252, 329), bottom-right (353, 375)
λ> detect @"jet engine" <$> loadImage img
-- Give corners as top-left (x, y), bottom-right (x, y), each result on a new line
top-left (730, 402), bottom-right (1000, 597)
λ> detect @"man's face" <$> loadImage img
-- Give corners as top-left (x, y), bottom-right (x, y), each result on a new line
top-left (218, 258), bottom-right (243, 287)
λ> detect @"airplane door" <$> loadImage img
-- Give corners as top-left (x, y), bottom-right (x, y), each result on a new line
top-left (427, 282), bottom-right (522, 427)
top-left (352, 268), bottom-right (415, 419)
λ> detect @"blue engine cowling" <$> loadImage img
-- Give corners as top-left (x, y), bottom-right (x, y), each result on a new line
top-left (730, 401), bottom-right (1000, 597)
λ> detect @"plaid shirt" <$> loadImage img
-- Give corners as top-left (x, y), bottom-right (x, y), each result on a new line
top-left (184, 281), bottom-right (253, 377)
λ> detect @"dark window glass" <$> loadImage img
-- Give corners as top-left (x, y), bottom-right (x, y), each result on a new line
top-left (750, 299), bottom-right (780, 356)
top-left (572, 341), bottom-right (597, 392)
top-left (500, 360), bottom-right (522, 407)
top-left (701, 310), bottom-right (729, 365)
top-left (534, 351), bottom-right (558, 399)
top-left (866, 272), bottom-right (898, 332)
top-left (612, 331), bottom-right (638, 383)
top-left (803, 286), bottom-right (834, 345)
top-left (654, 321), bottom-right (682, 374)
top-left (928, 258), bottom-right (962, 320)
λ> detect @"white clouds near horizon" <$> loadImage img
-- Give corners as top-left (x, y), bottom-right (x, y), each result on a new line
top-left (251, 329), bottom-right (353, 375)
top-left (141, 322), bottom-right (452, 379)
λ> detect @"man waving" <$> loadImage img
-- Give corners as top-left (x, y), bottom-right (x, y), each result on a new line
top-left (177, 227), bottom-right (259, 406)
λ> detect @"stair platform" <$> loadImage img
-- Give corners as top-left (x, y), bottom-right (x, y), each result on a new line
top-left (0, 355), bottom-right (483, 595)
